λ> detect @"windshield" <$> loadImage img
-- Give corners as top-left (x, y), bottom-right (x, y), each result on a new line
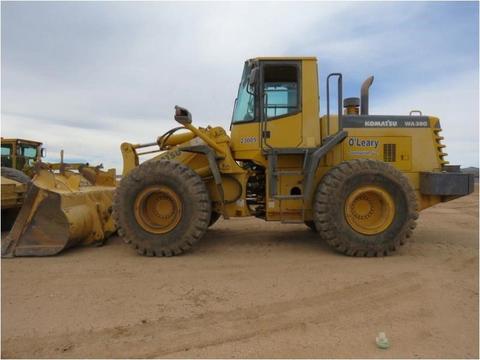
top-left (20, 144), bottom-right (37, 158)
top-left (231, 64), bottom-right (255, 123)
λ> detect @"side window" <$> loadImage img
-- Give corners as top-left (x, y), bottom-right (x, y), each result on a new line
top-left (1, 145), bottom-right (12, 156)
top-left (263, 65), bottom-right (299, 119)
top-left (1, 144), bottom-right (13, 168)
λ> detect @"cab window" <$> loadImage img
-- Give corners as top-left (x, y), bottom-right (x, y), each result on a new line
top-left (263, 65), bottom-right (299, 119)
top-left (1, 144), bottom-right (12, 167)
top-left (1, 144), bottom-right (12, 156)
top-left (21, 145), bottom-right (37, 158)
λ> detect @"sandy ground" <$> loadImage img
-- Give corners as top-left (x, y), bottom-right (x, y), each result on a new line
top-left (1, 189), bottom-right (478, 359)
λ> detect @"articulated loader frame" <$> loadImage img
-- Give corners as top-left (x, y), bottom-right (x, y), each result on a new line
top-left (118, 106), bottom-right (351, 229)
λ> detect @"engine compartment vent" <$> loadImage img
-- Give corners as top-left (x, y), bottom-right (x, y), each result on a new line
top-left (384, 144), bottom-right (396, 162)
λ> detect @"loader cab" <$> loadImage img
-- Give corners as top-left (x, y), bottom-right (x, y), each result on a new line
top-left (0, 138), bottom-right (44, 170)
top-left (230, 57), bottom-right (320, 161)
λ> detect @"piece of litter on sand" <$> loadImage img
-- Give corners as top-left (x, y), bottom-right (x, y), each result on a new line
top-left (376, 332), bottom-right (390, 349)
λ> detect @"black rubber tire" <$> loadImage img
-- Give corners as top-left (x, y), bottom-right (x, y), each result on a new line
top-left (1, 168), bottom-right (29, 231)
top-left (113, 160), bottom-right (211, 256)
top-left (1, 167), bottom-right (30, 183)
top-left (314, 159), bottom-right (418, 257)
top-left (304, 221), bottom-right (317, 232)
top-left (1, 208), bottom-right (20, 231)
top-left (209, 211), bottom-right (221, 227)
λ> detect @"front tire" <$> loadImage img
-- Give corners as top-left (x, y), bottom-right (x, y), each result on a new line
top-left (209, 211), bottom-right (221, 227)
top-left (314, 159), bottom-right (418, 257)
top-left (113, 160), bottom-right (211, 256)
top-left (304, 221), bottom-right (317, 232)
top-left (1, 208), bottom-right (20, 231)
top-left (1, 167), bottom-right (30, 231)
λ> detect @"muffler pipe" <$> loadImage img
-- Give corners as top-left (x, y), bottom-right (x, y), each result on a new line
top-left (360, 75), bottom-right (374, 115)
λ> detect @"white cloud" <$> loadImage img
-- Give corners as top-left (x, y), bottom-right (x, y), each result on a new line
top-left (1, 2), bottom-right (478, 170)
top-left (372, 70), bottom-right (479, 167)
top-left (1, 112), bottom-right (125, 168)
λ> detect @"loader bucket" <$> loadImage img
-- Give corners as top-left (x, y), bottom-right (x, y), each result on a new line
top-left (2, 167), bottom-right (117, 257)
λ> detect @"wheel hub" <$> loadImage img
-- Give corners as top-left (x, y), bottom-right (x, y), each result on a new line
top-left (344, 186), bottom-right (395, 235)
top-left (134, 185), bottom-right (182, 234)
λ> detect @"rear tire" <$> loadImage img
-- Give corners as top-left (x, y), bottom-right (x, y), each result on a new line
top-left (113, 160), bottom-right (211, 256)
top-left (314, 159), bottom-right (418, 257)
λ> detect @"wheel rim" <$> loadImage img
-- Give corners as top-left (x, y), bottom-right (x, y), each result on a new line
top-left (134, 185), bottom-right (182, 234)
top-left (344, 185), bottom-right (395, 235)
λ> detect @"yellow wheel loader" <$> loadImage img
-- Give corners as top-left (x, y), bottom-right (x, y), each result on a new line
top-left (2, 162), bottom-right (117, 257)
top-left (1, 138), bottom-right (45, 231)
top-left (1, 139), bottom-right (118, 256)
top-left (115, 57), bottom-right (469, 257)
top-left (1, 137), bottom-right (45, 172)
top-left (1, 167), bottom-right (29, 231)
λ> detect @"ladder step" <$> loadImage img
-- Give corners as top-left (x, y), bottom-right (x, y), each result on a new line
top-left (273, 195), bottom-right (303, 200)
top-left (281, 219), bottom-right (304, 224)
top-left (274, 170), bottom-right (303, 176)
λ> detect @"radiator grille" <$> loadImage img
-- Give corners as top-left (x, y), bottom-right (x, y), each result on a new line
top-left (384, 144), bottom-right (396, 162)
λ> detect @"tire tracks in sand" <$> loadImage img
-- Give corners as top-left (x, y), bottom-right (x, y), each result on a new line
top-left (3, 271), bottom-right (424, 358)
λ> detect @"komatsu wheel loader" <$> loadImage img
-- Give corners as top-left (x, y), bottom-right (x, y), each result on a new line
top-left (114, 56), bottom-right (474, 257)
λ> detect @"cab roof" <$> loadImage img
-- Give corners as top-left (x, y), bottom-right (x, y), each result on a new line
top-left (1, 138), bottom-right (43, 145)
top-left (251, 56), bottom-right (317, 61)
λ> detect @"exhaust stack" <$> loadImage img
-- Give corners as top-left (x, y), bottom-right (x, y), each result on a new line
top-left (360, 76), bottom-right (374, 115)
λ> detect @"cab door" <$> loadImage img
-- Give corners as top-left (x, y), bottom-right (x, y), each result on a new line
top-left (260, 61), bottom-right (303, 149)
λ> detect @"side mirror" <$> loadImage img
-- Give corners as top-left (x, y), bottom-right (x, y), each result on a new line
top-left (174, 105), bottom-right (192, 125)
top-left (40, 148), bottom-right (47, 158)
top-left (249, 67), bottom-right (259, 86)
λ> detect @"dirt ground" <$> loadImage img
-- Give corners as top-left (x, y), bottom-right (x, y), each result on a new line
top-left (1, 188), bottom-right (478, 359)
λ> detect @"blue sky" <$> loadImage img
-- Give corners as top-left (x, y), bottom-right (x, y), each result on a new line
top-left (1, 1), bottom-right (478, 169)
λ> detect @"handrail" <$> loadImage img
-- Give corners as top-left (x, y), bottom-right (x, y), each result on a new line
top-left (326, 73), bottom-right (343, 135)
